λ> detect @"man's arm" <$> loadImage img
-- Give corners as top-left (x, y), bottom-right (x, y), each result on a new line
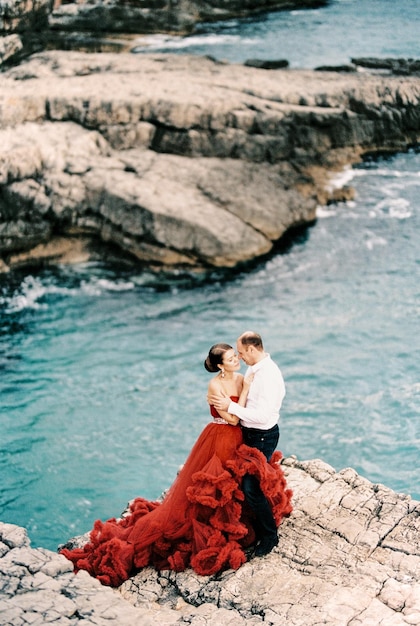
top-left (209, 369), bottom-right (285, 427)
top-left (207, 393), bottom-right (231, 412)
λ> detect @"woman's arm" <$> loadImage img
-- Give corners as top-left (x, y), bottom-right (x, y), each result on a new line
top-left (207, 379), bottom-right (239, 425)
top-left (217, 410), bottom-right (240, 425)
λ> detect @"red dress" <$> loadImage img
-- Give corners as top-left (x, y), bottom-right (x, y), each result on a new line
top-left (60, 398), bottom-right (293, 587)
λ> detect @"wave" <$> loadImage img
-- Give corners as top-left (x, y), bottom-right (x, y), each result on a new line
top-left (2, 276), bottom-right (73, 313)
top-left (79, 277), bottom-right (135, 296)
top-left (316, 206), bottom-right (338, 218)
top-left (326, 166), bottom-right (356, 190)
top-left (328, 165), bottom-right (418, 188)
top-left (355, 168), bottom-right (417, 178)
top-left (364, 233), bottom-right (388, 250)
top-left (2, 273), bottom-right (136, 314)
top-left (374, 197), bottom-right (412, 219)
top-left (132, 33), bottom-right (257, 53)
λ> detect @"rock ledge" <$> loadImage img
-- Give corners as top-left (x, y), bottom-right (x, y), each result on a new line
top-left (1, 457), bottom-right (419, 625)
top-left (1, 51), bottom-right (419, 274)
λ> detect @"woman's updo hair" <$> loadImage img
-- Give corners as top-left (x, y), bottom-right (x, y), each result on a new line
top-left (204, 343), bottom-right (232, 373)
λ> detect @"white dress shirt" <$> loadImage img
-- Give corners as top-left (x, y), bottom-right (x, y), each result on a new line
top-left (227, 354), bottom-right (285, 429)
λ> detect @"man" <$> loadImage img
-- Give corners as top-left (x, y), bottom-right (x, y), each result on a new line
top-left (208, 330), bottom-right (285, 557)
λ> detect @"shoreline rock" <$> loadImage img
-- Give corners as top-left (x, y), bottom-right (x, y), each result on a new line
top-left (351, 57), bottom-right (420, 76)
top-left (0, 50), bottom-right (419, 273)
top-left (1, 457), bottom-right (419, 625)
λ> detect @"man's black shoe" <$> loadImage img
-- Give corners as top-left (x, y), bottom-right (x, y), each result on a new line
top-left (254, 535), bottom-right (278, 557)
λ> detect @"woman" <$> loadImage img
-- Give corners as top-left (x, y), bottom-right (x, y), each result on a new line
top-left (60, 343), bottom-right (292, 586)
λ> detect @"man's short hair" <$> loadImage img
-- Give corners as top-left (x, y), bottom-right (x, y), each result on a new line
top-left (238, 331), bottom-right (263, 350)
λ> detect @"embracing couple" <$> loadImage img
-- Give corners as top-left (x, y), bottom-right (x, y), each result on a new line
top-left (61, 330), bottom-right (292, 587)
top-left (206, 330), bottom-right (287, 558)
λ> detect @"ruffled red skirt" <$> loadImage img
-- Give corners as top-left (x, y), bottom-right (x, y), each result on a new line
top-left (60, 422), bottom-right (293, 587)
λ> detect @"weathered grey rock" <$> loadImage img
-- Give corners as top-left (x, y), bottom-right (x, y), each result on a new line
top-left (47, 0), bottom-right (328, 36)
top-left (244, 58), bottom-right (289, 70)
top-left (0, 522), bottom-right (145, 625)
top-left (0, 0), bottom-right (51, 64)
top-left (0, 0), bottom-right (50, 33)
top-left (48, 0), bottom-right (196, 36)
top-left (351, 57), bottom-right (420, 76)
top-left (0, 50), bottom-right (419, 272)
top-left (1, 458), bottom-right (419, 625)
top-left (315, 63), bottom-right (358, 73)
top-left (316, 57), bottom-right (420, 76)
top-left (0, 33), bottom-right (22, 64)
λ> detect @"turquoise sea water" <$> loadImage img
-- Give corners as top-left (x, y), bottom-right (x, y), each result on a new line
top-left (1, 1), bottom-right (420, 551)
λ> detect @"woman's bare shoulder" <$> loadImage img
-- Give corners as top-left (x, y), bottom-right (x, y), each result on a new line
top-left (208, 376), bottom-right (222, 393)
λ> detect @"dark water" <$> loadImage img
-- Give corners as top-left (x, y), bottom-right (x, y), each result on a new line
top-left (1, 1), bottom-right (420, 551)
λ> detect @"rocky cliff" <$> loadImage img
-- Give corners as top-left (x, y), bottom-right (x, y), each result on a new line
top-left (0, 50), bottom-right (419, 273)
top-left (1, 457), bottom-right (419, 625)
top-left (48, 0), bottom-right (329, 36)
top-left (0, 0), bottom-right (329, 65)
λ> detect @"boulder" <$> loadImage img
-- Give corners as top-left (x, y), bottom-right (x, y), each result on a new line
top-left (351, 57), bottom-right (420, 76)
top-left (244, 58), bottom-right (289, 70)
top-left (0, 33), bottom-right (23, 64)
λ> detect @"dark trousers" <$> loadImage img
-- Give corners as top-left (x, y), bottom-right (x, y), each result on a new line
top-left (241, 424), bottom-right (279, 540)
